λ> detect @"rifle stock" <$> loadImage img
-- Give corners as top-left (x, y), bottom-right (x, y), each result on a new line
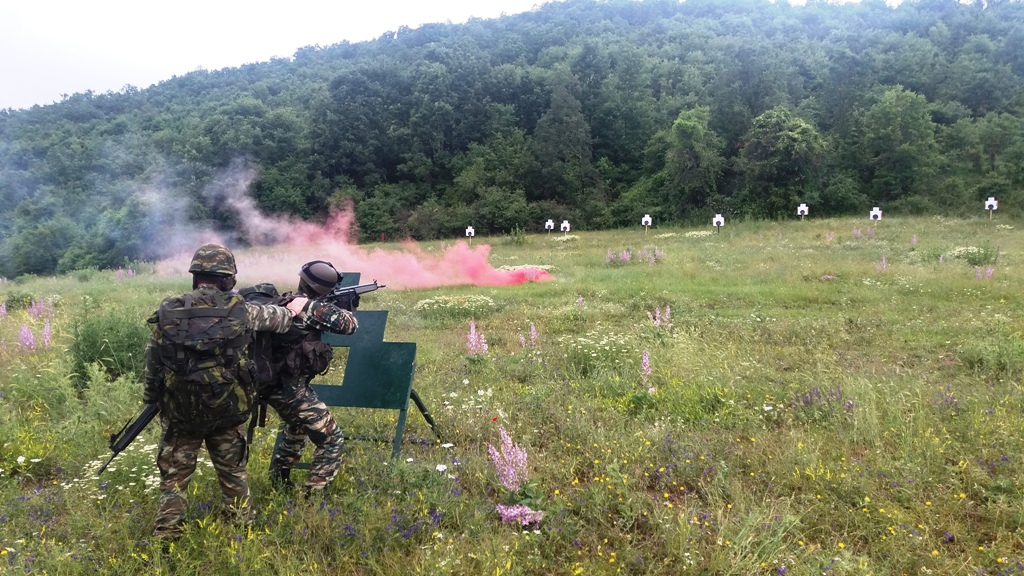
top-left (97, 403), bottom-right (159, 476)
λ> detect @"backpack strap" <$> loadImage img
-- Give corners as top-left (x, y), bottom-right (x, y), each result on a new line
top-left (176, 294), bottom-right (192, 368)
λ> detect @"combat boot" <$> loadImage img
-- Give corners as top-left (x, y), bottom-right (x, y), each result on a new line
top-left (268, 467), bottom-right (295, 491)
top-left (152, 525), bottom-right (184, 541)
top-left (304, 485), bottom-right (326, 501)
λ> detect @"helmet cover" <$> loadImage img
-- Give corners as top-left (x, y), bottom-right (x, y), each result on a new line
top-left (188, 243), bottom-right (237, 276)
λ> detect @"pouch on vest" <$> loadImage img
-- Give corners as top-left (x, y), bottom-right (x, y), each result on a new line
top-left (283, 338), bottom-right (334, 377)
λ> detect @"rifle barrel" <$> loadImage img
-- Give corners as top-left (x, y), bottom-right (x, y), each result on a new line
top-left (96, 453), bottom-right (117, 476)
top-left (99, 403), bottom-right (159, 476)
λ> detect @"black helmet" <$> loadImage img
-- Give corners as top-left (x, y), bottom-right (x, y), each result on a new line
top-left (188, 243), bottom-right (237, 276)
top-left (299, 260), bottom-right (340, 296)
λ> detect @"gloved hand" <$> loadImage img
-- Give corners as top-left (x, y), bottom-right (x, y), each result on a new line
top-left (335, 293), bottom-right (360, 311)
top-left (286, 297), bottom-right (310, 317)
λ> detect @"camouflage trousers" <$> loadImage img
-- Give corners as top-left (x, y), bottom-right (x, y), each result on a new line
top-left (264, 378), bottom-right (343, 490)
top-left (152, 416), bottom-right (252, 538)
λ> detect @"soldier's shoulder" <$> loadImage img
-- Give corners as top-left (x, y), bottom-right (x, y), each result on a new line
top-left (222, 291), bottom-right (246, 305)
top-left (154, 293), bottom-right (185, 314)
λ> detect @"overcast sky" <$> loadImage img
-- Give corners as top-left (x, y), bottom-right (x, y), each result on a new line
top-left (0, 0), bottom-right (545, 111)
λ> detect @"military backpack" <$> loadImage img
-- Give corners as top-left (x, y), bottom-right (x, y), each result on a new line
top-left (239, 283), bottom-right (333, 387)
top-left (153, 289), bottom-right (254, 434)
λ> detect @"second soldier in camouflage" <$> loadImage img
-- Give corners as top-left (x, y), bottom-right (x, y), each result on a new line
top-left (251, 261), bottom-right (358, 495)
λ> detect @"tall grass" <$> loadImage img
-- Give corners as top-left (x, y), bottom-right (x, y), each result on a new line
top-left (1, 217), bottom-right (1022, 575)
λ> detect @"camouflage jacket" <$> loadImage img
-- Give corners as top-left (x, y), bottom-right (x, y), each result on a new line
top-left (142, 287), bottom-right (295, 404)
top-left (294, 296), bottom-right (359, 337)
top-left (270, 291), bottom-right (358, 383)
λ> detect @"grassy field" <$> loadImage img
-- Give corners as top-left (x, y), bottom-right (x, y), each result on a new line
top-left (1, 216), bottom-right (1022, 575)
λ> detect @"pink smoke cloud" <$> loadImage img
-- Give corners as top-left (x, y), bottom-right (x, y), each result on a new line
top-left (157, 197), bottom-right (552, 290)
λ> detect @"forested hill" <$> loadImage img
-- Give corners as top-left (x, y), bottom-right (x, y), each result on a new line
top-left (2, 0), bottom-right (1023, 278)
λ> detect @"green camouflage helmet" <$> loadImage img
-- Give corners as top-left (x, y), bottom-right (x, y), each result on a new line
top-left (188, 243), bottom-right (237, 276)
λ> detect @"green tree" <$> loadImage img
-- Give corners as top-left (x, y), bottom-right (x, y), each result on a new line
top-left (590, 46), bottom-right (660, 187)
top-left (662, 106), bottom-right (726, 218)
top-left (449, 105), bottom-right (533, 206)
top-left (531, 80), bottom-right (596, 209)
top-left (870, 33), bottom-right (947, 102)
top-left (737, 107), bottom-right (827, 218)
top-left (391, 61), bottom-right (456, 185)
top-left (309, 65), bottom-right (398, 188)
top-left (855, 86), bottom-right (939, 205)
top-left (471, 186), bottom-right (531, 234)
top-left (941, 35), bottom-right (1017, 114)
top-left (8, 217), bottom-right (81, 275)
top-left (353, 183), bottom-right (421, 241)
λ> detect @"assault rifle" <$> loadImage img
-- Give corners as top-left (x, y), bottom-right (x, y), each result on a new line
top-left (97, 403), bottom-right (159, 476)
top-left (321, 280), bottom-right (385, 312)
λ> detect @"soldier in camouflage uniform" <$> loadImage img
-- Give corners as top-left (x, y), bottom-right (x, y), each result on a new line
top-left (143, 243), bottom-right (315, 540)
top-left (256, 261), bottom-right (358, 496)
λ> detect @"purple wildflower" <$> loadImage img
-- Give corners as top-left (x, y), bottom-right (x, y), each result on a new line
top-left (467, 320), bottom-right (489, 355)
top-left (495, 504), bottom-right (544, 526)
top-left (876, 255), bottom-right (888, 272)
top-left (126, 267), bottom-right (135, 278)
top-left (41, 315), bottom-right (52, 348)
top-left (911, 234), bottom-right (917, 246)
top-left (986, 267), bottom-right (994, 279)
top-left (620, 249), bottom-right (632, 262)
top-left (487, 426), bottom-right (528, 492)
top-left (519, 333), bottom-right (527, 348)
top-left (116, 268), bottom-right (125, 283)
top-left (575, 295), bottom-right (584, 310)
top-left (866, 228), bottom-right (875, 238)
top-left (18, 324), bottom-right (35, 351)
top-left (0, 302), bottom-right (6, 320)
top-left (529, 323), bottom-right (538, 345)
top-left (42, 320), bottom-right (52, 349)
top-left (27, 299), bottom-right (50, 319)
top-left (939, 255), bottom-right (944, 264)
top-left (976, 267), bottom-right (983, 279)
top-left (650, 305), bottom-right (673, 326)
top-left (606, 250), bottom-right (617, 264)
top-left (853, 228), bottom-right (862, 239)
top-left (641, 350), bottom-right (651, 385)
